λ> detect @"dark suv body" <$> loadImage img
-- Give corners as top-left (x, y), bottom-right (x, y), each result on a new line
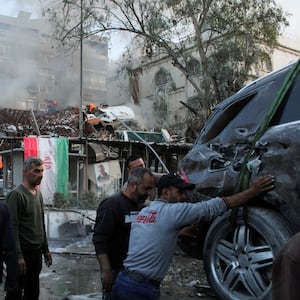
top-left (180, 59), bottom-right (300, 300)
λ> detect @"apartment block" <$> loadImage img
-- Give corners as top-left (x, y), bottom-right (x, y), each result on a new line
top-left (0, 11), bottom-right (108, 110)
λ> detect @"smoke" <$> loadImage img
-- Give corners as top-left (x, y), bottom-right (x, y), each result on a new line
top-left (0, 1), bottom-right (154, 131)
top-left (0, 4), bottom-right (109, 110)
top-left (0, 1), bottom-right (44, 108)
top-left (3, 0), bottom-right (43, 18)
top-left (0, 11), bottom-right (48, 108)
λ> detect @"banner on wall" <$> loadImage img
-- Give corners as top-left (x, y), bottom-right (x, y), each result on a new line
top-left (88, 160), bottom-right (121, 197)
top-left (23, 137), bottom-right (69, 204)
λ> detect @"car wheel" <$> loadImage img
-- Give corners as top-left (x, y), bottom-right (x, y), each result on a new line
top-left (203, 207), bottom-right (293, 300)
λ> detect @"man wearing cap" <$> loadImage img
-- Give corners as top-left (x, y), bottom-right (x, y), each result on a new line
top-left (111, 172), bottom-right (275, 300)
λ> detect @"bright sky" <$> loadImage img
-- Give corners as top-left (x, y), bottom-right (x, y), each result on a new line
top-left (276, 0), bottom-right (300, 38)
top-left (1, 0), bottom-right (299, 58)
top-left (1, 0), bottom-right (40, 17)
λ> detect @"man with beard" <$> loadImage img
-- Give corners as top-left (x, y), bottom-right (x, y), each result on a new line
top-left (93, 167), bottom-right (155, 299)
top-left (112, 173), bottom-right (275, 300)
top-left (6, 157), bottom-right (52, 300)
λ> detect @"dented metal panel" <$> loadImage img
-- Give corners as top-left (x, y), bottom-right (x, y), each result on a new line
top-left (181, 59), bottom-right (300, 230)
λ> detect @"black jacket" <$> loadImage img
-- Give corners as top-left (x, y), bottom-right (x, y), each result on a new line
top-left (92, 192), bottom-right (141, 270)
top-left (0, 200), bottom-right (17, 290)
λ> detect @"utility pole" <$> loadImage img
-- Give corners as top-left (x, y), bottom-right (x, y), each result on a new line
top-left (79, 0), bottom-right (83, 137)
top-left (31, 109), bottom-right (41, 136)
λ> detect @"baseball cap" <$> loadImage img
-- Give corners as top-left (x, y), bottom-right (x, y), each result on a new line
top-left (156, 173), bottom-right (195, 190)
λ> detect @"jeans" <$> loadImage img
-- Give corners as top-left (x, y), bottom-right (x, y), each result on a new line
top-left (112, 270), bottom-right (160, 300)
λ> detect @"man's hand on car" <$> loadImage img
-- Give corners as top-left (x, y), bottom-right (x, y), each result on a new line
top-left (224, 175), bottom-right (275, 208)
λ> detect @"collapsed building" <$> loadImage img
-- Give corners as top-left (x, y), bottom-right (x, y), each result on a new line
top-left (0, 106), bottom-right (192, 212)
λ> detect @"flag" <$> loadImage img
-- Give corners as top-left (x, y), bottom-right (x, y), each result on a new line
top-left (23, 137), bottom-right (69, 204)
top-left (23, 137), bottom-right (39, 157)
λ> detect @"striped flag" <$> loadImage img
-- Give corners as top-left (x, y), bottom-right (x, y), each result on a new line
top-left (23, 137), bottom-right (69, 204)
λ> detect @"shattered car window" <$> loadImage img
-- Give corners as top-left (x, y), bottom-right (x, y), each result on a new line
top-left (271, 73), bottom-right (300, 125)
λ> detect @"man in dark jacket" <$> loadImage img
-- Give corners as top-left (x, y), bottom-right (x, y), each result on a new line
top-left (93, 167), bottom-right (155, 299)
top-left (272, 231), bottom-right (300, 300)
top-left (0, 200), bottom-right (17, 299)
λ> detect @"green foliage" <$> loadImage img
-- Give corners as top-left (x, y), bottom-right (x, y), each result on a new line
top-left (43, 0), bottom-right (289, 117)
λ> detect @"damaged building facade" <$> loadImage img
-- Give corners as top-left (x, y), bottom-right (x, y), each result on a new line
top-left (108, 53), bottom-right (199, 139)
top-left (107, 33), bottom-right (300, 140)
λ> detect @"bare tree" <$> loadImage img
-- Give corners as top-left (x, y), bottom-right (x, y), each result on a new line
top-left (43, 0), bottom-right (289, 118)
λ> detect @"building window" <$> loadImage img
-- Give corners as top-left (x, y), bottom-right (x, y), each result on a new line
top-left (186, 58), bottom-right (201, 76)
top-left (154, 67), bottom-right (173, 86)
top-left (153, 68), bottom-right (174, 127)
top-left (0, 46), bottom-right (13, 58)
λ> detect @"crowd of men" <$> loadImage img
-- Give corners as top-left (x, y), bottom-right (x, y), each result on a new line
top-left (0, 155), bottom-right (298, 299)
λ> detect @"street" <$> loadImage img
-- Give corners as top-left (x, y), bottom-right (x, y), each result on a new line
top-left (40, 253), bottom-right (216, 300)
top-left (1, 235), bottom-right (216, 300)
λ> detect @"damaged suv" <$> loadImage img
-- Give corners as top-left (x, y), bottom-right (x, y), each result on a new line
top-left (180, 59), bottom-right (300, 300)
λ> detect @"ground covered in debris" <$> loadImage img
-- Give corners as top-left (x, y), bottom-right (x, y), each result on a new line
top-left (0, 236), bottom-right (216, 300)
top-left (160, 252), bottom-right (216, 300)
top-left (38, 236), bottom-right (216, 300)
top-left (39, 253), bottom-right (216, 300)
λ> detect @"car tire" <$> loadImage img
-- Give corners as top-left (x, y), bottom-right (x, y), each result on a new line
top-left (203, 207), bottom-right (293, 300)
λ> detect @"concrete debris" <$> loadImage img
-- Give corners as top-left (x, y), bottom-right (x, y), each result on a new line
top-left (0, 106), bottom-right (181, 144)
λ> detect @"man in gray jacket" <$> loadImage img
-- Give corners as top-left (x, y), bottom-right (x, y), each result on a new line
top-left (112, 172), bottom-right (275, 300)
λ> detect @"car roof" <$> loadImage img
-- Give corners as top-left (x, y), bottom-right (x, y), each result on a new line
top-left (237, 59), bottom-right (298, 93)
top-left (195, 59), bottom-right (300, 144)
top-left (214, 59), bottom-right (299, 111)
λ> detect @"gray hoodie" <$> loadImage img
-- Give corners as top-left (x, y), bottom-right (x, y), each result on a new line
top-left (124, 197), bottom-right (227, 281)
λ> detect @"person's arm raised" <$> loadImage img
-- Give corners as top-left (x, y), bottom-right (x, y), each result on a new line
top-left (223, 175), bottom-right (275, 208)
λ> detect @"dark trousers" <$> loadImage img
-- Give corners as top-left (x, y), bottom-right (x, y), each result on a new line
top-left (7, 248), bottom-right (42, 300)
top-left (102, 269), bottom-right (121, 300)
top-left (103, 290), bottom-right (113, 300)
top-left (272, 232), bottom-right (300, 300)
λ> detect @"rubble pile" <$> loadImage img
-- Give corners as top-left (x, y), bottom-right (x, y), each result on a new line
top-left (0, 107), bottom-right (141, 139)
top-left (0, 107), bottom-right (86, 138)
top-left (0, 106), bottom-right (184, 150)
top-left (38, 108), bottom-right (79, 137)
